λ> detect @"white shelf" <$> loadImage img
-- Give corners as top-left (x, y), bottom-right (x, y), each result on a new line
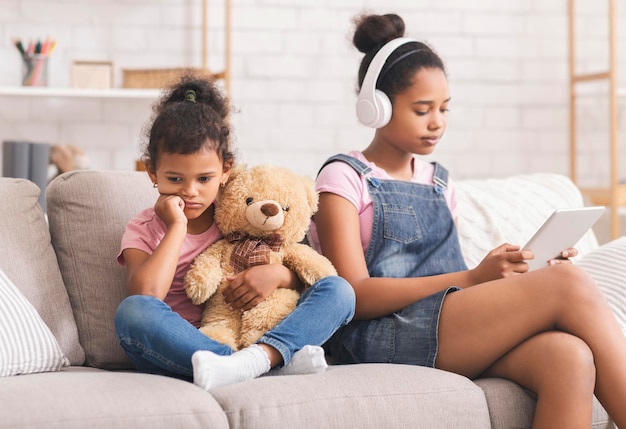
top-left (0, 86), bottom-right (160, 100)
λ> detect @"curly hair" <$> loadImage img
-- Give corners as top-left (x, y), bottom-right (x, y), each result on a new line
top-left (141, 69), bottom-right (236, 170)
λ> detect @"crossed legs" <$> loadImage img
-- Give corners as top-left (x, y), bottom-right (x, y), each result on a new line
top-left (435, 264), bottom-right (626, 429)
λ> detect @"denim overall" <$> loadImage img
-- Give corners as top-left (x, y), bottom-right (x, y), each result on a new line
top-left (321, 154), bottom-right (468, 367)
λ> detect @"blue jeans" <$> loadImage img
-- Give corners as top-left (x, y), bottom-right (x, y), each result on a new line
top-left (114, 275), bottom-right (355, 379)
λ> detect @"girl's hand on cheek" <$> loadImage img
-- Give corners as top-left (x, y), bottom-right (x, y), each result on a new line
top-left (154, 194), bottom-right (187, 227)
top-left (470, 243), bottom-right (531, 285)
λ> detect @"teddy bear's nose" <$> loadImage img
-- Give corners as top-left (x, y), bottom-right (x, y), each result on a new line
top-left (261, 203), bottom-right (279, 217)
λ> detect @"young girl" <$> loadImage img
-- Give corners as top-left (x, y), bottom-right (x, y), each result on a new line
top-left (114, 72), bottom-right (355, 390)
top-left (310, 13), bottom-right (626, 428)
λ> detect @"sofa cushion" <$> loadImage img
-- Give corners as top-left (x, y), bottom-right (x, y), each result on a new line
top-left (0, 178), bottom-right (84, 365)
top-left (456, 173), bottom-right (599, 269)
top-left (46, 170), bottom-right (159, 369)
top-left (577, 236), bottom-right (626, 336)
top-left (0, 268), bottom-right (69, 377)
top-left (211, 363), bottom-right (491, 429)
top-left (475, 378), bottom-right (612, 429)
top-left (0, 366), bottom-right (229, 429)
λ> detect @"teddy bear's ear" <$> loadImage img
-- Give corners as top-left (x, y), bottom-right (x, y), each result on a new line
top-left (301, 175), bottom-right (319, 214)
top-left (225, 163), bottom-right (248, 185)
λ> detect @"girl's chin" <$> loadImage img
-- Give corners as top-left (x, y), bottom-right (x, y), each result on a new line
top-left (415, 146), bottom-right (436, 155)
top-left (184, 207), bottom-right (207, 219)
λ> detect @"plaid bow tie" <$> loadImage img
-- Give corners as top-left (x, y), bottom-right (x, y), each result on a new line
top-left (226, 232), bottom-right (284, 274)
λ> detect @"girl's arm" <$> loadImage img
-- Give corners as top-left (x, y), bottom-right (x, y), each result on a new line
top-left (315, 192), bottom-right (529, 320)
top-left (124, 195), bottom-right (188, 299)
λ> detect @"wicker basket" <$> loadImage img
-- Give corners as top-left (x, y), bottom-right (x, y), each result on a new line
top-left (122, 68), bottom-right (196, 89)
top-left (122, 68), bottom-right (226, 89)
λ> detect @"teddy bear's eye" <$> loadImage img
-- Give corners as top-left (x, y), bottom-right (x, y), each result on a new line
top-left (283, 205), bottom-right (289, 212)
top-left (246, 197), bottom-right (254, 205)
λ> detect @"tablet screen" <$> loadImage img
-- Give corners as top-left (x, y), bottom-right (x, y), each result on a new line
top-left (522, 206), bottom-right (605, 271)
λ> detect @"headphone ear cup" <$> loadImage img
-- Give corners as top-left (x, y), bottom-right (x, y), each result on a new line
top-left (373, 89), bottom-right (392, 128)
top-left (356, 96), bottom-right (378, 128)
top-left (356, 89), bottom-right (393, 128)
top-left (355, 37), bottom-right (415, 128)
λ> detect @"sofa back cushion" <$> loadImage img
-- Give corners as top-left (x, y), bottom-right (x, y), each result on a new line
top-left (46, 170), bottom-right (158, 369)
top-left (0, 178), bottom-right (84, 364)
top-left (455, 173), bottom-right (599, 269)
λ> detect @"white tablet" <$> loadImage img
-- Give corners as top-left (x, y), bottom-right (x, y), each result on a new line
top-left (522, 206), bottom-right (606, 271)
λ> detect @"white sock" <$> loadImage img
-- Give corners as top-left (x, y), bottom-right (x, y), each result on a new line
top-left (192, 344), bottom-right (271, 390)
top-left (266, 345), bottom-right (328, 376)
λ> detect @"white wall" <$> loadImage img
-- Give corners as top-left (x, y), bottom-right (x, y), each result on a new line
top-left (0, 0), bottom-right (623, 184)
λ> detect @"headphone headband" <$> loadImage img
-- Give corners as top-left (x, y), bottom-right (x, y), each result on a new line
top-left (356, 37), bottom-right (416, 128)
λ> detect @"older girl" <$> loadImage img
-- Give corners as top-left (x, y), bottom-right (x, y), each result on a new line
top-left (312, 13), bottom-right (626, 428)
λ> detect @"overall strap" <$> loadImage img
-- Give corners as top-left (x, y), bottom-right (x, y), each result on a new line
top-left (317, 153), bottom-right (372, 177)
top-left (431, 162), bottom-right (449, 194)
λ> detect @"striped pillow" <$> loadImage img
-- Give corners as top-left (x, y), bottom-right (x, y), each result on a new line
top-left (577, 237), bottom-right (626, 336)
top-left (0, 268), bottom-right (69, 377)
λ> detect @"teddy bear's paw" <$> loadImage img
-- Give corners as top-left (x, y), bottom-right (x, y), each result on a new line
top-left (185, 257), bottom-right (223, 304)
top-left (310, 257), bottom-right (338, 279)
top-left (185, 280), bottom-right (213, 304)
top-left (294, 265), bottom-right (337, 288)
top-left (284, 245), bottom-right (338, 286)
top-left (199, 326), bottom-right (240, 351)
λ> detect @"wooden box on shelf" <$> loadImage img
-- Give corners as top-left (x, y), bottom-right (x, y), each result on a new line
top-left (71, 61), bottom-right (114, 90)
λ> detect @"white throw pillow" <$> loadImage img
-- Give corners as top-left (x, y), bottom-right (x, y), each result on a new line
top-left (0, 268), bottom-right (69, 377)
top-left (577, 237), bottom-right (626, 336)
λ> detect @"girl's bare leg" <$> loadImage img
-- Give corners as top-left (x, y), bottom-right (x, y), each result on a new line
top-left (482, 331), bottom-right (595, 429)
top-left (434, 264), bottom-right (626, 428)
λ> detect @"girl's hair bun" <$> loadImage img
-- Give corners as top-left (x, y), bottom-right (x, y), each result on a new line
top-left (352, 13), bottom-right (405, 54)
top-left (155, 70), bottom-right (229, 121)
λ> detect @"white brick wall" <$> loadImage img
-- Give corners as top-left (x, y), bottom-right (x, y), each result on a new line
top-left (0, 0), bottom-right (624, 184)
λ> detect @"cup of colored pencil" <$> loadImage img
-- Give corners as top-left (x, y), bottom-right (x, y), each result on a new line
top-left (13, 38), bottom-right (57, 87)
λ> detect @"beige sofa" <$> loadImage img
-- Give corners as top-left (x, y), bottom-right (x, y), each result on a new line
top-left (0, 169), bottom-right (619, 429)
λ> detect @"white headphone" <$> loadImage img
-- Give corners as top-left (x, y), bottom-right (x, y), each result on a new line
top-left (356, 37), bottom-right (416, 128)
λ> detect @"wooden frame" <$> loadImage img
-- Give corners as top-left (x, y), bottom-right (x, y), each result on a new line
top-left (202, 0), bottom-right (231, 95)
top-left (568, 0), bottom-right (624, 239)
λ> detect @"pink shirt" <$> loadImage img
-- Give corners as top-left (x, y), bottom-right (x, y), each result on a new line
top-left (117, 207), bottom-right (222, 328)
top-left (309, 151), bottom-right (458, 254)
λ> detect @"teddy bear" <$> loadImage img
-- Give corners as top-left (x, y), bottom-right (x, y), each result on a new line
top-left (184, 164), bottom-right (337, 350)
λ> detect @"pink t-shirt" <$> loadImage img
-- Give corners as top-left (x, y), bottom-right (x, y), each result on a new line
top-left (309, 151), bottom-right (458, 254)
top-left (117, 207), bottom-right (222, 328)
